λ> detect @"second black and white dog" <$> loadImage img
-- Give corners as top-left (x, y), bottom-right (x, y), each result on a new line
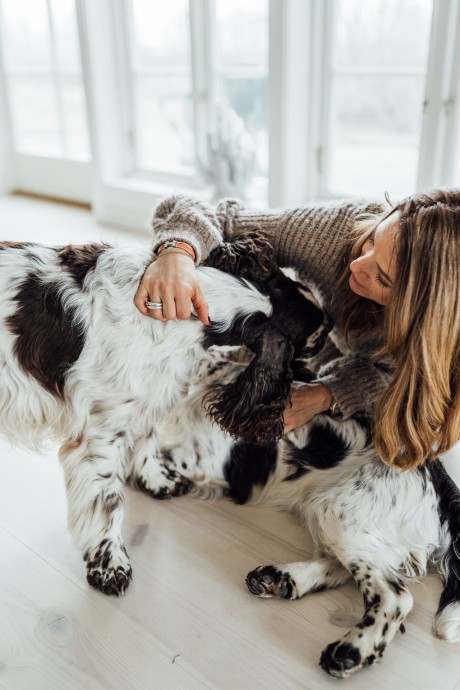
top-left (147, 313), bottom-right (460, 678)
top-left (0, 235), bottom-right (329, 596)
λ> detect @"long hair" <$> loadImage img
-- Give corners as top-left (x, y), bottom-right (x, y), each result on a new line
top-left (340, 189), bottom-right (460, 469)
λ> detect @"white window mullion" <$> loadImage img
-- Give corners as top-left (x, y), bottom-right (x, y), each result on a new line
top-left (311, 0), bottom-right (334, 200)
top-left (76, 0), bottom-right (129, 216)
top-left (189, 0), bottom-right (215, 177)
top-left (438, 0), bottom-right (460, 187)
top-left (269, 0), bottom-right (314, 207)
top-left (46, 0), bottom-right (68, 157)
top-left (113, 0), bottom-right (137, 176)
top-left (416, 0), bottom-right (453, 191)
top-left (0, 1), bottom-right (14, 194)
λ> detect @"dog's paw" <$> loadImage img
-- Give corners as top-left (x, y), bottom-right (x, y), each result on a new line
top-left (85, 540), bottom-right (132, 596)
top-left (133, 470), bottom-right (192, 500)
top-left (246, 565), bottom-right (298, 599)
top-left (319, 640), bottom-right (375, 678)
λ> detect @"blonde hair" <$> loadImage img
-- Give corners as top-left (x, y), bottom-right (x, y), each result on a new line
top-left (340, 189), bottom-right (460, 470)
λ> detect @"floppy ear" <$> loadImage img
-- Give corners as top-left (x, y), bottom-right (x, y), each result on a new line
top-left (204, 326), bottom-right (294, 445)
top-left (204, 231), bottom-right (278, 289)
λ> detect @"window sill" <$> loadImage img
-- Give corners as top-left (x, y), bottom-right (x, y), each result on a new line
top-left (96, 175), bottom-right (269, 233)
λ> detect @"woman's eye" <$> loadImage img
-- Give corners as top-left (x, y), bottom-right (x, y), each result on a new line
top-left (375, 273), bottom-right (389, 288)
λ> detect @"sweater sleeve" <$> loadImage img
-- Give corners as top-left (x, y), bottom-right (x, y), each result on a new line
top-left (149, 193), bottom-right (390, 418)
top-left (314, 355), bottom-right (393, 419)
top-left (150, 196), bottom-right (224, 264)
top-left (150, 194), bottom-right (378, 274)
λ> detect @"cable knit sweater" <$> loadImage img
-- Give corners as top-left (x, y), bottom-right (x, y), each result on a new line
top-left (150, 195), bottom-right (391, 419)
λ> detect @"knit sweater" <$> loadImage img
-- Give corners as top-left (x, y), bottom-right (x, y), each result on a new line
top-left (150, 195), bottom-right (391, 419)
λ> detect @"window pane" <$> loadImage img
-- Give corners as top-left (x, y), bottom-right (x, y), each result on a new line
top-left (2, 0), bottom-right (91, 162)
top-left (334, 0), bottom-right (433, 69)
top-left (61, 79), bottom-right (91, 161)
top-left (330, 76), bottom-right (426, 198)
top-left (134, 75), bottom-right (194, 172)
top-left (329, 0), bottom-right (433, 198)
top-left (215, 0), bottom-right (269, 197)
top-left (49, 0), bottom-right (82, 73)
top-left (129, 0), bottom-right (194, 173)
top-left (2, 0), bottom-right (51, 71)
top-left (216, 0), bottom-right (268, 68)
top-left (8, 76), bottom-right (62, 156)
top-left (130, 0), bottom-right (190, 68)
top-left (222, 77), bottom-right (268, 176)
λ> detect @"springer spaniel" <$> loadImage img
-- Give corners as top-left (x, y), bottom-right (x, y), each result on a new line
top-left (148, 316), bottom-right (460, 678)
top-left (0, 235), bottom-right (329, 596)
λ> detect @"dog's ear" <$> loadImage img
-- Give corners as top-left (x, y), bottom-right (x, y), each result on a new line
top-left (203, 326), bottom-right (293, 445)
top-left (204, 231), bottom-right (278, 289)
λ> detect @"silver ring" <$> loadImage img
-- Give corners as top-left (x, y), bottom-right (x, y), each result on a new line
top-left (146, 301), bottom-right (163, 311)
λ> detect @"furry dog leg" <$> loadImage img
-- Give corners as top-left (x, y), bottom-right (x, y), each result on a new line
top-left (129, 434), bottom-right (192, 499)
top-left (59, 429), bottom-right (132, 596)
top-left (319, 565), bottom-right (413, 678)
top-left (246, 557), bottom-right (350, 599)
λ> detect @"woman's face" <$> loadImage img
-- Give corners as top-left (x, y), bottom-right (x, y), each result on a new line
top-left (349, 212), bottom-right (399, 306)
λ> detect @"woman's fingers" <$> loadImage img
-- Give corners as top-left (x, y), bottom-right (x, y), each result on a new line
top-left (134, 253), bottom-right (209, 323)
top-left (192, 286), bottom-right (210, 325)
top-left (134, 280), bottom-right (152, 317)
top-left (283, 382), bottom-right (333, 434)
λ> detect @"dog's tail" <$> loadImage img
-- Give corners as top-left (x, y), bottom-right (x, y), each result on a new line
top-left (428, 459), bottom-right (460, 642)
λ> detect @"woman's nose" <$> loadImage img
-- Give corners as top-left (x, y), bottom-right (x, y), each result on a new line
top-left (351, 253), bottom-right (370, 274)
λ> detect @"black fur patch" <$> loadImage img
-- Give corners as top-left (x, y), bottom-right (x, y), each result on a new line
top-left (57, 243), bottom-right (108, 288)
top-left (203, 321), bottom-right (294, 444)
top-left (285, 421), bottom-right (348, 481)
top-left (224, 441), bottom-right (278, 504)
top-left (7, 273), bottom-right (84, 397)
top-left (427, 459), bottom-right (460, 611)
top-left (320, 641), bottom-right (362, 677)
top-left (205, 232), bottom-right (332, 359)
top-left (263, 270), bottom-right (328, 358)
top-left (246, 564), bottom-right (295, 598)
top-left (201, 311), bottom-right (269, 351)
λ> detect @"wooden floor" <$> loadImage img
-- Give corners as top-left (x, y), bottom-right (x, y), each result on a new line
top-left (0, 194), bottom-right (460, 690)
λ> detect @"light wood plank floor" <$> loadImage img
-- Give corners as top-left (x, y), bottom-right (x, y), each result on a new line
top-left (0, 194), bottom-right (459, 690)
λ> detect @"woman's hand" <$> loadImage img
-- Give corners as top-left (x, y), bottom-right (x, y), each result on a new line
top-left (283, 382), bottom-right (333, 434)
top-left (134, 253), bottom-right (210, 325)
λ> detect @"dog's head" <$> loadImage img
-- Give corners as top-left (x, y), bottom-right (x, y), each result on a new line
top-left (203, 232), bottom-right (333, 445)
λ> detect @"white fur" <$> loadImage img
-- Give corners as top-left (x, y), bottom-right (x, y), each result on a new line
top-left (434, 603), bottom-right (460, 642)
top-left (0, 243), bottom-right (271, 594)
top-left (150, 349), bottom-right (460, 676)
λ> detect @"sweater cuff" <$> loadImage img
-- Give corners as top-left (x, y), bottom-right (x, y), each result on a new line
top-left (314, 356), bottom-right (391, 419)
top-left (150, 196), bottom-right (223, 264)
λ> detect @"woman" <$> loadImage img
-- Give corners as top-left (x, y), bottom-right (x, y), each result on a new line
top-left (134, 189), bottom-right (460, 471)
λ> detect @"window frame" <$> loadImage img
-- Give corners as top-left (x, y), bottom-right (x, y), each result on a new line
top-left (1, 0), bottom-right (459, 226)
top-left (0, 0), bottom-right (92, 202)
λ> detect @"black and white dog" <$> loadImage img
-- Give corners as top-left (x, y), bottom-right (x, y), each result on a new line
top-left (0, 235), bottom-right (329, 596)
top-left (148, 312), bottom-right (460, 677)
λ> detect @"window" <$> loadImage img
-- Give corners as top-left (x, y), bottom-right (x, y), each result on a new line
top-left (327, 0), bottom-right (433, 199)
top-left (122, 0), bottom-right (269, 201)
top-left (127, 0), bottom-right (194, 175)
top-left (1, 0), bottom-right (459, 223)
top-left (1, 0), bottom-right (90, 160)
top-left (215, 0), bottom-right (268, 179)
